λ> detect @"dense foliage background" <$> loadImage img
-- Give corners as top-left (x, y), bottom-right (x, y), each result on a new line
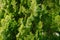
top-left (0, 0), bottom-right (60, 40)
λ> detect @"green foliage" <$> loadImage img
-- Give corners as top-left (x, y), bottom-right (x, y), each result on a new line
top-left (0, 0), bottom-right (60, 40)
